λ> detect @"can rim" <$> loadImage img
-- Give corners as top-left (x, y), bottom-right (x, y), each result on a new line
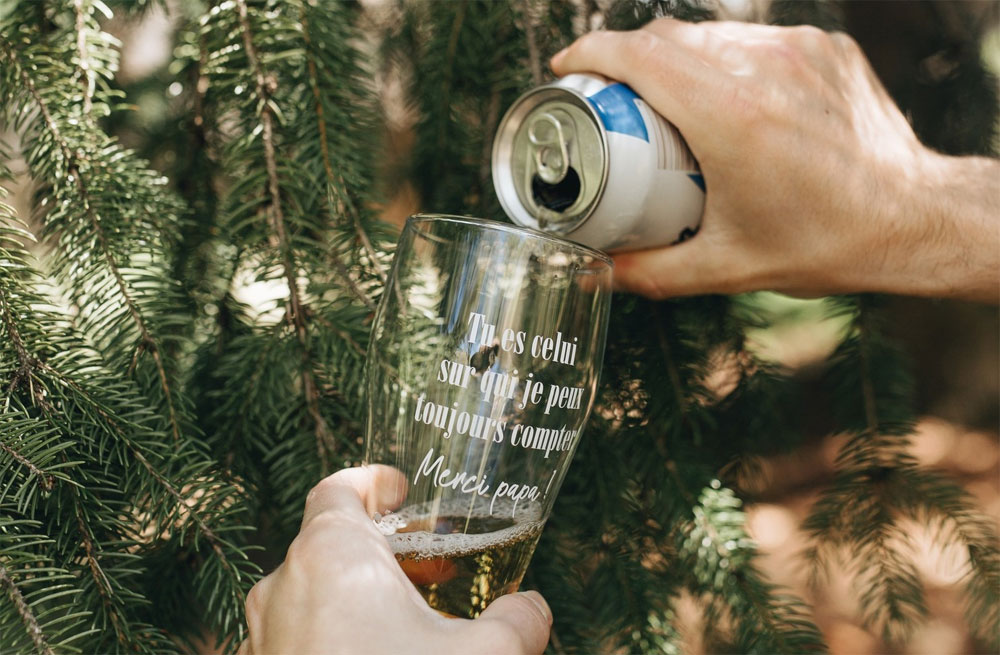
top-left (491, 83), bottom-right (609, 236)
top-left (407, 214), bottom-right (613, 266)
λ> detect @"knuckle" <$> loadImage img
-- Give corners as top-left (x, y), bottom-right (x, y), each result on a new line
top-left (244, 580), bottom-right (267, 623)
top-left (831, 30), bottom-right (862, 58)
top-left (284, 509), bottom-right (368, 575)
top-left (787, 24), bottom-right (830, 49)
top-left (768, 39), bottom-right (809, 69)
top-left (303, 474), bottom-right (339, 514)
top-left (621, 30), bottom-right (666, 69)
top-left (284, 528), bottom-right (325, 568)
top-left (567, 30), bottom-right (614, 61)
top-left (315, 471), bottom-right (345, 494)
top-left (771, 25), bottom-right (834, 67)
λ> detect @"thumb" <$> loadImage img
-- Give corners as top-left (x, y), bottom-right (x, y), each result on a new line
top-left (474, 591), bottom-right (552, 655)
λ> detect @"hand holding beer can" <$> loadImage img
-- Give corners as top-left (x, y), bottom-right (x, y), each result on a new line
top-left (493, 73), bottom-right (705, 252)
top-left (364, 215), bottom-right (612, 618)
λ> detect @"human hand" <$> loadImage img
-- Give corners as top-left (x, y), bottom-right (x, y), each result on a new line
top-left (552, 19), bottom-right (999, 302)
top-left (240, 466), bottom-right (552, 655)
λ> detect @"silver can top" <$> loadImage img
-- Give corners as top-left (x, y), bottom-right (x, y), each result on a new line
top-left (493, 87), bottom-right (607, 235)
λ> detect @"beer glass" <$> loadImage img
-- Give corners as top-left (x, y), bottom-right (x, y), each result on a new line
top-left (364, 215), bottom-right (612, 618)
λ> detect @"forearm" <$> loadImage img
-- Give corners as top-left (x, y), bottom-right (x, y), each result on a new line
top-left (864, 151), bottom-right (999, 303)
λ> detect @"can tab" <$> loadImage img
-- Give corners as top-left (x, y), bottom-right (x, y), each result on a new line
top-left (528, 112), bottom-right (571, 185)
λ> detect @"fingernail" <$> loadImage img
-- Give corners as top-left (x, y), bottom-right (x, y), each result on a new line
top-left (523, 590), bottom-right (552, 625)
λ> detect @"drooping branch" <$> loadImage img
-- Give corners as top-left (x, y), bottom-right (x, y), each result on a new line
top-left (36, 360), bottom-right (243, 587)
top-left (855, 298), bottom-right (882, 440)
top-left (0, 41), bottom-right (182, 442)
top-left (233, 0), bottom-right (335, 470)
top-left (72, 0), bottom-right (93, 116)
top-left (0, 285), bottom-right (40, 407)
top-left (299, 7), bottom-right (385, 291)
top-left (682, 486), bottom-right (825, 652)
top-left (69, 485), bottom-right (129, 647)
top-left (653, 305), bottom-right (690, 418)
top-left (0, 562), bottom-right (54, 655)
top-left (2, 277), bottom-right (211, 646)
top-left (0, 440), bottom-right (54, 493)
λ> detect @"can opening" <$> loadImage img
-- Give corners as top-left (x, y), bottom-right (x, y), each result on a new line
top-left (531, 167), bottom-right (581, 213)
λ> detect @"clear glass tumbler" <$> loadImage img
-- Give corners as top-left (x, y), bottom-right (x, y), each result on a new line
top-left (364, 215), bottom-right (612, 618)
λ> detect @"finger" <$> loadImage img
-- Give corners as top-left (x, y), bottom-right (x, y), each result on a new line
top-left (301, 464), bottom-right (407, 528)
top-left (550, 28), bottom-right (720, 137)
top-left (611, 234), bottom-right (736, 298)
top-left (475, 591), bottom-right (552, 655)
top-left (288, 466), bottom-right (427, 607)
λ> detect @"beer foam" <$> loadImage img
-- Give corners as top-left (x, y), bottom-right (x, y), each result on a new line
top-left (378, 498), bottom-right (543, 559)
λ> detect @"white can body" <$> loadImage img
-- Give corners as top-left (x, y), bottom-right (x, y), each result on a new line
top-left (493, 74), bottom-right (705, 252)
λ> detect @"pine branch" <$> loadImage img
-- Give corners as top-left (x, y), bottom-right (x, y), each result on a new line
top-left (652, 304), bottom-right (691, 420)
top-left (1, 280), bottom-right (147, 651)
top-left (39, 359), bottom-right (249, 591)
top-left (400, 0), bottom-right (531, 216)
top-left (0, 24), bottom-right (187, 444)
top-left (0, 413), bottom-right (63, 499)
top-left (896, 467), bottom-right (1000, 647)
top-left (31, 356), bottom-right (254, 649)
top-left (232, 0), bottom-right (336, 471)
top-left (0, 560), bottom-right (54, 655)
top-left (68, 483), bottom-right (131, 648)
top-left (299, 4), bottom-right (385, 289)
top-left (802, 296), bottom-right (998, 646)
top-left (0, 441), bottom-right (52, 493)
top-left (0, 518), bottom-right (90, 655)
top-left (72, 0), bottom-right (94, 116)
top-left (0, 286), bottom-right (41, 409)
top-left (198, 1), bottom-right (381, 523)
top-left (2, 147), bottom-right (252, 651)
top-left (680, 483), bottom-right (827, 653)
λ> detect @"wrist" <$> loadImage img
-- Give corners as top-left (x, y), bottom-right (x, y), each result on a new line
top-left (857, 148), bottom-right (999, 302)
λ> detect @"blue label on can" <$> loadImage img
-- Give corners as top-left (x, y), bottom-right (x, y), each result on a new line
top-left (586, 83), bottom-right (649, 142)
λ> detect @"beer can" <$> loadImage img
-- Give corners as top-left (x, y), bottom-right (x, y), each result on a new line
top-left (492, 73), bottom-right (705, 252)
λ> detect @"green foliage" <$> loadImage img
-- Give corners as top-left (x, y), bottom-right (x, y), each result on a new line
top-left (1, 0), bottom-right (996, 653)
top-left (803, 297), bottom-right (999, 647)
top-left (529, 294), bottom-right (824, 653)
top-left (385, 0), bottom-right (543, 218)
top-left (681, 483), bottom-right (827, 654)
top-left (0, 3), bottom-right (256, 652)
top-left (187, 0), bottom-right (389, 546)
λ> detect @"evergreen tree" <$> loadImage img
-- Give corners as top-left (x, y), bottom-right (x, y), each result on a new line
top-left (1, 0), bottom-right (996, 653)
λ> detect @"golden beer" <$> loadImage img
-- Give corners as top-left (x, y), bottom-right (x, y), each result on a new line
top-left (381, 501), bottom-right (544, 618)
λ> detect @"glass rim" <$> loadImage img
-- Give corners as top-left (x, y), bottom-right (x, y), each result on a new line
top-left (406, 213), bottom-right (614, 267)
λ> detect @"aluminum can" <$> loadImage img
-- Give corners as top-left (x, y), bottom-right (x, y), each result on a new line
top-left (492, 73), bottom-right (704, 252)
